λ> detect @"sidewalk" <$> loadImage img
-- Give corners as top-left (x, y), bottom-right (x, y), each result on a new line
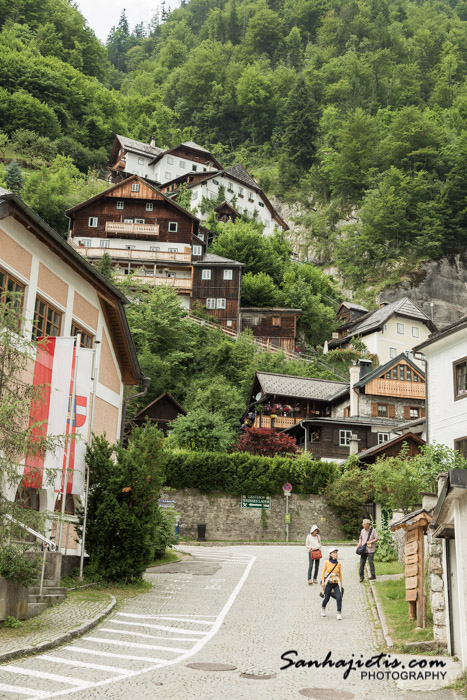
top-left (0, 587), bottom-right (115, 663)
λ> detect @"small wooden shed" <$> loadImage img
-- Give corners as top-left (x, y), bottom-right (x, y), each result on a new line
top-left (133, 392), bottom-right (186, 435)
top-left (391, 508), bottom-right (432, 627)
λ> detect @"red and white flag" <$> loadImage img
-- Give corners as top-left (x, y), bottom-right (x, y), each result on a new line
top-left (23, 338), bottom-right (93, 497)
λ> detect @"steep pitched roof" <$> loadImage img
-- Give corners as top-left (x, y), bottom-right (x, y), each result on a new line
top-left (337, 301), bottom-right (369, 313)
top-left (134, 392), bottom-right (186, 420)
top-left (116, 135), bottom-right (164, 158)
top-left (353, 352), bottom-right (425, 389)
top-left (330, 297), bottom-right (436, 347)
top-left (357, 432), bottom-right (425, 461)
top-left (255, 371), bottom-right (348, 402)
top-left (181, 141), bottom-right (211, 153)
top-left (225, 164), bottom-right (259, 190)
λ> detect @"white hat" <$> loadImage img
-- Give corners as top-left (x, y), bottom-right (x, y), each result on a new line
top-left (329, 546), bottom-right (338, 555)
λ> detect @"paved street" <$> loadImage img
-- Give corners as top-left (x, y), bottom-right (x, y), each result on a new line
top-left (0, 545), bottom-right (461, 699)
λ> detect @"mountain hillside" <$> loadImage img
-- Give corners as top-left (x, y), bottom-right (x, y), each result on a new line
top-left (2, 0), bottom-right (467, 299)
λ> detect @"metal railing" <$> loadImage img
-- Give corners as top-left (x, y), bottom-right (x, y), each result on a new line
top-left (74, 246), bottom-right (191, 263)
top-left (4, 514), bottom-right (57, 595)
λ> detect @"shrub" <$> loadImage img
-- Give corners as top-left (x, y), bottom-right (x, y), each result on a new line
top-left (374, 521), bottom-right (398, 562)
top-left (326, 463), bottom-right (371, 539)
top-left (152, 508), bottom-right (177, 558)
top-left (164, 450), bottom-right (339, 496)
top-left (233, 427), bottom-right (298, 457)
top-left (0, 545), bottom-right (39, 587)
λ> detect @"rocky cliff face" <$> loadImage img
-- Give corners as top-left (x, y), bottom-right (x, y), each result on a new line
top-left (380, 254), bottom-right (467, 328)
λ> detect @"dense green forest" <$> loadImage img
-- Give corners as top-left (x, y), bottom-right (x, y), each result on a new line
top-left (1, 0), bottom-right (467, 292)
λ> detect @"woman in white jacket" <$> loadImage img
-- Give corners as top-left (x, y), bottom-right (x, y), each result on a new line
top-left (306, 525), bottom-right (322, 584)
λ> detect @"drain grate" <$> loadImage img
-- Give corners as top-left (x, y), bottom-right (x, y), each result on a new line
top-left (240, 672), bottom-right (277, 680)
top-left (299, 689), bottom-right (355, 699)
top-left (187, 663), bottom-right (237, 671)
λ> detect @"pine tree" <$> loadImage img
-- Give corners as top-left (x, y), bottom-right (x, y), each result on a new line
top-left (5, 160), bottom-right (24, 193)
top-left (283, 78), bottom-right (320, 171)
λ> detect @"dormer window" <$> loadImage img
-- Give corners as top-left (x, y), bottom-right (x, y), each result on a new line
top-left (131, 183), bottom-right (140, 192)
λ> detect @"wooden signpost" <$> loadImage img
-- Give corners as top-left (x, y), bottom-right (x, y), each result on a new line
top-left (391, 509), bottom-right (432, 628)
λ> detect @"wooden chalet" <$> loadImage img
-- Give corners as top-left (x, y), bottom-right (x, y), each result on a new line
top-left (337, 301), bottom-right (368, 325)
top-left (240, 307), bottom-right (302, 353)
top-left (132, 392), bottom-right (186, 435)
top-left (192, 253), bottom-right (244, 332)
top-left (356, 432), bottom-right (425, 465)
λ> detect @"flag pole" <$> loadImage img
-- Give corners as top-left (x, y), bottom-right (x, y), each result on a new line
top-left (58, 333), bottom-right (81, 552)
top-left (79, 341), bottom-right (100, 580)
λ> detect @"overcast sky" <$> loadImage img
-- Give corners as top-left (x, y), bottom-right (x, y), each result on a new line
top-left (76, 1), bottom-right (180, 42)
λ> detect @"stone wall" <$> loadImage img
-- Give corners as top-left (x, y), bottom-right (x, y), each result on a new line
top-left (427, 527), bottom-right (447, 644)
top-left (161, 489), bottom-right (344, 542)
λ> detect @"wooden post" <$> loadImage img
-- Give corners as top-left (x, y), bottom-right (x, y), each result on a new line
top-left (405, 532), bottom-right (418, 620)
top-left (416, 527), bottom-right (424, 628)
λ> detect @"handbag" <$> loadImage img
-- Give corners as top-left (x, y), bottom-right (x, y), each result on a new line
top-left (311, 550), bottom-right (322, 560)
top-left (330, 586), bottom-right (344, 599)
top-left (319, 562), bottom-right (338, 598)
top-left (356, 528), bottom-right (373, 555)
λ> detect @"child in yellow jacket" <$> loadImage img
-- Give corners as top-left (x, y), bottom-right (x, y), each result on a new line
top-left (321, 546), bottom-right (343, 620)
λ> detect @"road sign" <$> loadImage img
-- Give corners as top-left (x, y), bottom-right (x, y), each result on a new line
top-left (282, 482), bottom-right (292, 494)
top-left (241, 495), bottom-right (271, 509)
top-left (285, 513), bottom-right (291, 524)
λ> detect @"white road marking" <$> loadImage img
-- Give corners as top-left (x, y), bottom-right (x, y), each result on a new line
top-left (97, 628), bottom-right (196, 642)
top-left (0, 666), bottom-right (92, 688)
top-left (82, 637), bottom-right (189, 653)
top-left (3, 553), bottom-right (256, 700)
top-left (40, 656), bottom-right (127, 675)
top-left (114, 616), bottom-right (205, 635)
top-left (142, 616), bottom-right (214, 625)
top-left (63, 647), bottom-right (166, 663)
top-left (106, 620), bottom-right (203, 640)
top-left (0, 683), bottom-right (47, 697)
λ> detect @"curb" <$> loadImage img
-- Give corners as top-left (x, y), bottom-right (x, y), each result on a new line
top-left (368, 580), bottom-right (394, 648)
top-left (0, 594), bottom-right (116, 664)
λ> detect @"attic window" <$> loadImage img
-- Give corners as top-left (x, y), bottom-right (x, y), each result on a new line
top-left (131, 183), bottom-right (140, 192)
top-left (168, 222), bottom-right (178, 233)
top-left (272, 317), bottom-right (281, 327)
top-left (146, 203), bottom-right (154, 211)
top-left (116, 201), bottom-right (124, 209)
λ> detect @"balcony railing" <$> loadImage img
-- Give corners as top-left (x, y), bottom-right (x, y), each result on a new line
top-left (74, 246), bottom-right (191, 263)
top-left (116, 274), bottom-right (192, 291)
top-left (254, 415), bottom-right (301, 429)
top-left (105, 222), bottom-right (159, 235)
top-left (373, 379), bottom-right (426, 399)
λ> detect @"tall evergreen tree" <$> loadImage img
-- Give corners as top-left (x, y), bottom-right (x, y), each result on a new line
top-left (5, 159), bottom-right (24, 193)
top-left (282, 78), bottom-right (320, 170)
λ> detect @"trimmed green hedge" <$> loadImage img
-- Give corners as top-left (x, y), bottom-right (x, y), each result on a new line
top-left (164, 450), bottom-right (339, 496)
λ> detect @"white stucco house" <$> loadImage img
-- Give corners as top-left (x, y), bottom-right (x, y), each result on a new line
top-left (415, 315), bottom-right (467, 668)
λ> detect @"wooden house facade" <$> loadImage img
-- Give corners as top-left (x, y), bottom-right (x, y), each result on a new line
top-left (192, 254), bottom-right (243, 331)
top-left (133, 392), bottom-right (186, 435)
top-left (240, 307), bottom-right (302, 352)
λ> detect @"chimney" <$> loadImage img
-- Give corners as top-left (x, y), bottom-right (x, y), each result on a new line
top-left (349, 433), bottom-right (360, 456)
top-left (359, 358), bottom-right (372, 380)
top-left (149, 134), bottom-right (156, 148)
top-left (349, 362), bottom-right (360, 417)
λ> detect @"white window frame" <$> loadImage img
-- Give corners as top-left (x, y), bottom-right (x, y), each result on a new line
top-left (201, 269), bottom-right (211, 280)
top-left (409, 407), bottom-right (420, 419)
top-left (412, 326), bottom-right (419, 338)
top-left (226, 320), bottom-right (233, 327)
top-left (88, 217), bottom-right (98, 227)
top-left (124, 218), bottom-right (133, 223)
top-left (125, 245), bottom-right (135, 250)
top-left (192, 165), bottom-right (198, 172)
top-left (165, 172), bottom-right (172, 180)
top-left (135, 218), bottom-right (145, 224)
top-left (192, 245), bottom-right (202, 256)
top-left (99, 240), bottom-right (109, 248)
top-left (79, 239), bottom-right (91, 247)
top-left (378, 432), bottom-right (390, 445)
top-left (168, 222), bottom-right (178, 233)
top-left (168, 247), bottom-right (178, 253)
top-left (397, 322), bottom-right (405, 334)
top-left (167, 156), bottom-right (174, 165)
top-left (179, 160), bottom-right (186, 168)
top-left (339, 430), bottom-right (352, 447)
top-left (192, 191), bottom-right (198, 200)
top-left (216, 298), bottom-right (226, 309)
top-left (146, 203), bottom-right (154, 211)
top-left (223, 269), bottom-right (233, 280)
top-left (389, 347), bottom-right (397, 359)
top-left (131, 183), bottom-right (140, 192)
top-left (206, 298), bottom-right (216, 310)
top-left (227, 182), bottom-right (233, 192)
top-left (197, 233), bottom-right (205, 241)
top-left (138, 157), bottom-right (144, 165)
top-left (116, 201), bottom-right (124, 209)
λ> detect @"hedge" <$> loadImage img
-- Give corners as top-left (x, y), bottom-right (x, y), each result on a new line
top-left (164, 450), bottom-right (340, 496)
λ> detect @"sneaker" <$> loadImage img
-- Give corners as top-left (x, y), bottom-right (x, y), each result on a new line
top-left (369, 576), bottom-right (376, 581)
top-left (360, 578), bottom-right (364, 582)
top-left (321, 608), bottom-right (326, 617)
top-left (313, 579), bottom-right (318, 584)
top-left (337, 613), bottom-right (342, 620)
top-left (308, 579), bottom-right (313, 585)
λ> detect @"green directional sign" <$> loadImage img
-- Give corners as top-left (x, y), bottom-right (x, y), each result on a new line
top-left (285, 513), bottom-right (291, 524)
top-left (241, 495), bottom-right (271, 509)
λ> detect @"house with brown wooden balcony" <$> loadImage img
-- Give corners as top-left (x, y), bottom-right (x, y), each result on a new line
top-left (247, 353), bottom-right (426, 462)
top-left (240, 307), bottom-right (302, 353)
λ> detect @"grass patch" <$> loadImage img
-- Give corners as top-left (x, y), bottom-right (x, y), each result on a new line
top-left (449, 670), bottom-right (467, 697)
top-left (374, 577), bottom-right (434, 650)
top-left (148, 550), bottom-right (185, 567)
top-left (374, 560), bottom-right (404, 576)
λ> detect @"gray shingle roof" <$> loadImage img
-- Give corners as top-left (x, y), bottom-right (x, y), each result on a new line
top-left (225, 164), bottom-right (259, 190)
top-left (181, 141), bottom-right (211, 153)
top-left (193, 253), bottom-right (244, 266)
top-left (331, 297), bottom-right (434, 346)
top-left (117, 135), bottom-right (164, 158)
top-left (256, 372), bottom-right (348, 401)
top-left (339, 301), bottom-right (369, 312)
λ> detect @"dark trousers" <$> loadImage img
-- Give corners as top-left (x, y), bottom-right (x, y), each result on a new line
top-left (308, 552), bottom-right (320, 580)
top-left (359, 551), bottom-right (376, 579)
top-left (322, 581), bottom-right (342, 612)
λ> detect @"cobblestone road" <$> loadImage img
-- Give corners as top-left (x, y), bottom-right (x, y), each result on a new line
top-left (0, 545), bottom-right (461, 699)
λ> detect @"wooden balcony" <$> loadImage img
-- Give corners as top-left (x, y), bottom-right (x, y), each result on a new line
top-left (116, 274), bottom-right (192, 291)
top-left (74, 246), bottom-right (191, 263)
top-left (254, 415), bottom-right (301, 429)
top-left (105, 222), bottom-right (159, 236)
top-left (367, 378), bottom-right (426, 399)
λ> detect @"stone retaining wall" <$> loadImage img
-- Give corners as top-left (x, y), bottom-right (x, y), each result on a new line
top-left (161, 489), bottom-right (344, 541)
